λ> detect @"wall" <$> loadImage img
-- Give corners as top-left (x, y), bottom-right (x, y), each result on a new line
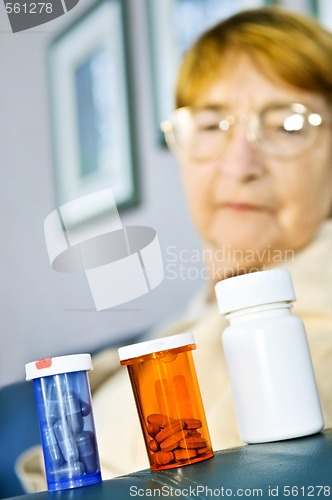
top-left (0, 0), bottom-right (204, 387)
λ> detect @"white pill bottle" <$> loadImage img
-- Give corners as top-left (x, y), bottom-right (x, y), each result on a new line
top-left (215, 268), bottom-right (324, 444)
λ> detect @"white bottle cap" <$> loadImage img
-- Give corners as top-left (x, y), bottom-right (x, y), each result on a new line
top-left (215, 268), bottom-right (296, 315)
top-left (25, 353), bottom-right (93, 380)
top-left (118, 332), bottom-right (195, 362)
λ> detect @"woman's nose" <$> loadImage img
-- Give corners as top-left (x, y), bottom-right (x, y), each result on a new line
top-left (216, 126), bottom-right (264, 182)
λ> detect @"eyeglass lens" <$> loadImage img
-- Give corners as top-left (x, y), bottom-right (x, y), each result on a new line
top-left (170, 105), bottom-right (321, 159)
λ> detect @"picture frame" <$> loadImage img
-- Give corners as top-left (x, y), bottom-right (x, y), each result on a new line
top-left (147, 0), bottom-right (266, 144)
top-left (315, 0), bottom-right (332, 29)
top-left (48, 0), bottom-right (139, 224)
top-left (265, 0), bottom-right (318, 15)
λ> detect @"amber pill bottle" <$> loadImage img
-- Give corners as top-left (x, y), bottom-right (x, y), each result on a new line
top-left (118, 333), bottom-right (214, 470)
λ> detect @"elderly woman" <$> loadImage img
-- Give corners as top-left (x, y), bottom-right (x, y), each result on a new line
top-left (18, 6), bottom-right (332, 490)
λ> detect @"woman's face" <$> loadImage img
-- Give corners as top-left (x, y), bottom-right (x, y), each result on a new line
top-left (177, 56), bottom-right (332, 275)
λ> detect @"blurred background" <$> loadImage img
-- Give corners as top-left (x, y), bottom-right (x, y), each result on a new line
top-left (0, 0), bottom-right (330, 387)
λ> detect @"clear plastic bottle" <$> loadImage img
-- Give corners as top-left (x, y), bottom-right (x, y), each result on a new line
top-left (118, 333), bottom-right (214, 470)
top-left (25, 354), bottom-right (101, 491)
top-left (215, 268), bottom-right (324, 444)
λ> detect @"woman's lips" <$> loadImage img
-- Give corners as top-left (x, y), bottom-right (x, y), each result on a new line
top-left (220, 202), bottom-right (269, 212)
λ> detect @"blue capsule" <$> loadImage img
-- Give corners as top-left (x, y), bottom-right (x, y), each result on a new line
top-left (64, 392), bottom-right (84, 434)
top-left (80, 399), bottom-right (91, 417)
top-left (45, 399), bottom-right (60, 424)
top-left (76, 431), bottom-right (98, 474)
top-left (53, 419), bottom-right (79, 463)
top-left (58, 461), bottom-right (85, 479)
top-left (42, 425), bottom-right (64, 466)
top-left (44, 379), bottom-right (64, 424)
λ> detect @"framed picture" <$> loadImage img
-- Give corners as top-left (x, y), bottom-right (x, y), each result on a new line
top-left (265, 0), bottom-right (318, 15)
top-left (315, 0), bottom-right (332, 29)
top-left (48, 0), bottom-right (139, 223)
top-left (147, 0), bottom-right (266, 144)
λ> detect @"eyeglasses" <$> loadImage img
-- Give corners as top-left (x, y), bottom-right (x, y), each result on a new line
top-left (161, 102), bottom-right (324, 160)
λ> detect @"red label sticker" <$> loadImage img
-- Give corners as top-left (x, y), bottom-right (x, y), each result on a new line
top-left (35, 358), bottom-right (52, 370)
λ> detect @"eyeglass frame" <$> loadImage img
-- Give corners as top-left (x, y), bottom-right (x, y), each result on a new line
top-left (160, 102), bottom-right (327, 161)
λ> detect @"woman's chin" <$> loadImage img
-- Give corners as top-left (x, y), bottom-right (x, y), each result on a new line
top-left (208, 229), bottom-right (279, 255)
top-left (202, 229), bottom-right (289, 274)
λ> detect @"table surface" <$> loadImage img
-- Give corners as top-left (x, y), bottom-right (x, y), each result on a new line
top-left (6, 429), bottom-right (332, 500)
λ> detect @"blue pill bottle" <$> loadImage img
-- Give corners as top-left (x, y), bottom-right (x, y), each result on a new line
top-left (25, 354), bottom-right (102, 492)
